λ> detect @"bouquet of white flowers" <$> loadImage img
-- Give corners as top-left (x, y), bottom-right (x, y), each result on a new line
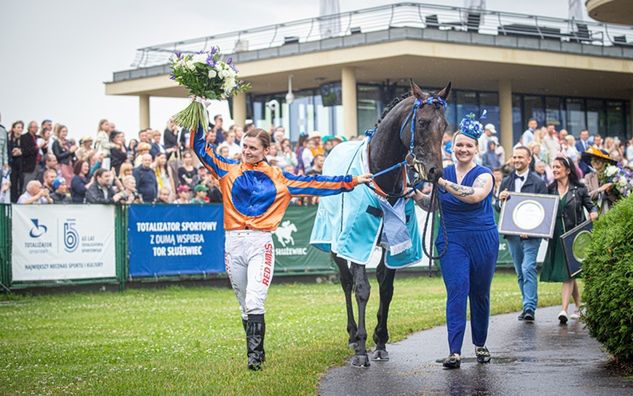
top-left (169, 47), bottom-right (250, 131)
top-left (601, 164), bottom-right (632, 198)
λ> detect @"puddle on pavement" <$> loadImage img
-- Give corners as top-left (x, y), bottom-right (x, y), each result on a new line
top-left (434, 357), bottom-right (518, 364)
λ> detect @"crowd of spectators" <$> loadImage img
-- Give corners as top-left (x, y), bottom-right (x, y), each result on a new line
top-left (1, 111), bottom-right (631, 206)
top-left (0, 113), bottom-right (357, 206)
top-left (441, 118), bottom-right (633, 206)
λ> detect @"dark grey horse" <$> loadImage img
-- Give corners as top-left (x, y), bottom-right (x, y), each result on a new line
top-left (327, 80), bottom-right (450, 367)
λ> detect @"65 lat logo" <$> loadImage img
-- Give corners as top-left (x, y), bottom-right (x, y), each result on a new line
top-left (64, 220), bottom-right (79, 252)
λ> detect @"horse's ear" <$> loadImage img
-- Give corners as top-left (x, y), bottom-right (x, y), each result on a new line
top-left (409, 79), bottom-right (424, 99)
top-left (437, 81), bottom-right (452, 101)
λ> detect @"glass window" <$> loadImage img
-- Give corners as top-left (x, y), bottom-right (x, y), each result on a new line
top-left (445, 98), bottom-right (457, 133)
top-left (524, 95), bottom-right (545, 128)
top-left (479, 92), bottom-right (500, 142)
top-left (565, 98), bottom-right (586, 135)
top-left (545, 97), bottom-right (562, 128)
top-left (288, 93), bottom-right (314, 141)
top-left (456, 91), bottom-right (478, 122)
top-left (512, 94), bottom-right (523, 144)
top-left (606, 101), bottom-right (625, 140)
top-left (357, 85), bottom-right (382, 136)
top-left (586, 99), bottom-right (606, 136)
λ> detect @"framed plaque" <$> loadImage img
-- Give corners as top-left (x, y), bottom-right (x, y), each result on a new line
top-left (498, 192), bottom-right (559, 238)
top-left (560, 220), bottom-right (593, 278)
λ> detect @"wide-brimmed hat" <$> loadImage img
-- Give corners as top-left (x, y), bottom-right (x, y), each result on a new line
top-left (484, 124), bottom-right (497, 134)
top-left (80, 135), bottom-right (94, 144)
top-left (581, 146), bottom-right (617, 165)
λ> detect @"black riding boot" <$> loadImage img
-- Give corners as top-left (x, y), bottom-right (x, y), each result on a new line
top-left (246, 314), bottom-right (265, 371)
top-left (242, 317), bottom-right (265, 361)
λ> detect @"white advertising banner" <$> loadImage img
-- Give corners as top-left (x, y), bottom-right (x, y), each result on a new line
top-left (11, 205), bottom-right (116, 281)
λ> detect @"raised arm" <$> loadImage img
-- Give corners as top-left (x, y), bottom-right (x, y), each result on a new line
top-left (189, 124), bottom-right (237, 179)
top-left (281, 172), bottom-right (369, 197)
top-left (439, 172), bottom-right (494, 204)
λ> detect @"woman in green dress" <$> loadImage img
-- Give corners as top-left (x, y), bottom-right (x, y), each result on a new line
top-left (541, 156), bottom-right (597, 324)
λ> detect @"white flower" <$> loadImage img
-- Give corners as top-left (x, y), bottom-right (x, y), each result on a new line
top-left (208, 69), bottom-right (217, 79)
top-left (192, 53), bottom-right (208, 64)
top-left (605, 165), bottom-right (618, 177)
top-left (185, 60), bottom-right (195, 71)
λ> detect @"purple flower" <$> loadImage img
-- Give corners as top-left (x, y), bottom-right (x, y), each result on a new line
top-left (174, 50), bottom-right (182, 59)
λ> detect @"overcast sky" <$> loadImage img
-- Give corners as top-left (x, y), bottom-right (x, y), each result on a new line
top-left (0, 0), bottom-right (588, 139)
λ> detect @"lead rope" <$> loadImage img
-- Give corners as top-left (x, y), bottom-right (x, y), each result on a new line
top-left (421, 183), bottom-right (448, 275)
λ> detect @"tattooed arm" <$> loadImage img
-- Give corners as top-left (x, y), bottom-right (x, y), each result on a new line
top-left (439, 173), bottom-right (494, 204)
top-left (410, 190), bottom-right (437, 211)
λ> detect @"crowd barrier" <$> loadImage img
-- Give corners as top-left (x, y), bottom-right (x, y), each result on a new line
top-left (0, 203), bottom-right (522, 291)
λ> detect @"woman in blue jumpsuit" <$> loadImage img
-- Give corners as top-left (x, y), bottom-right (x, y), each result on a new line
top-left (413, 113), bottom-right (499, 368)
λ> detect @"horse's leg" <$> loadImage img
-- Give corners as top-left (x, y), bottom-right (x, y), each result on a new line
top-left (350, 262), bottom-right (371, 368)
top-left (332, 253), bottom-right (358, 348)
top-left (372, 251), bottom-right (396, 361)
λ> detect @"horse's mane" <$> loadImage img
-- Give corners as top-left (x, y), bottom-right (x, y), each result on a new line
top-left (374, 93), bottom-right (411, 129)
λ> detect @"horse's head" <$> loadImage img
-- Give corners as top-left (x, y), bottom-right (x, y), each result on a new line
top-left (403, 81), bottom-right (451, 183)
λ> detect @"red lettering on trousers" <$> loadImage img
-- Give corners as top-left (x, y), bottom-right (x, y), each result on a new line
top-left (262, 243), bottom-right (273, 286)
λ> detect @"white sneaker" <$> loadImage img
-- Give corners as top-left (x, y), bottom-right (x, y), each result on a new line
top-left (558, 310), bottom-right (568, 324)
top-left (570, 311), bottom-right (580, 320)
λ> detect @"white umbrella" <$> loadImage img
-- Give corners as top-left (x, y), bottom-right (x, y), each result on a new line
top-left (319, 0), bottom-right (341, 39)
top-left (568, 0), bottom-right (583, 21)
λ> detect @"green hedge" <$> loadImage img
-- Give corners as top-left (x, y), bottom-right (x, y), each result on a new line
top-left (583, 195), bottom-right (633, 363)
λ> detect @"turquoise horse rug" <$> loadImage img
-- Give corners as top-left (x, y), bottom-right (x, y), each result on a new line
top-left (310, 139), bottom-right (425, 269)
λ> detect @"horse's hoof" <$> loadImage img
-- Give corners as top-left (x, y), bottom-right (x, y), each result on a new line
top-left (351, 354), bottom-right (371, 368)
top-left (372, 349), bottom-right (390, 361)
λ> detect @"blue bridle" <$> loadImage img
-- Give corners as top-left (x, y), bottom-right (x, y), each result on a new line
top-left (368, 95), bottom-right (447, 182)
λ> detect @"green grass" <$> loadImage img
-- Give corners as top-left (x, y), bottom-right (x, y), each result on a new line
top-left (0, 273), bottom-right (565, 395)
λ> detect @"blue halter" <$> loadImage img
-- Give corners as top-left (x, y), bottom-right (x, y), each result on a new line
top-left (369, 95), bottom-right (447, 181)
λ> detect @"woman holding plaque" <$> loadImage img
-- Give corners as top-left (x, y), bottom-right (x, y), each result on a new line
top-left (412, 112), bottom-right (498, 369)
top-left (541, 155), bottom-right (597, 324)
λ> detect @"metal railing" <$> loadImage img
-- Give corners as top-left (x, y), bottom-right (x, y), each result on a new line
top-left (129, 2), bottom-right (633, 69)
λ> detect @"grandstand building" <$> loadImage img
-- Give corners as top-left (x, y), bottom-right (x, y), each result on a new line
top-left (106, 2), bottom-right (633, 153)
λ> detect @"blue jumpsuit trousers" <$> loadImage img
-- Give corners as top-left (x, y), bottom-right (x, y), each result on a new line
top-left (436, 227), bottom-right (498, 355)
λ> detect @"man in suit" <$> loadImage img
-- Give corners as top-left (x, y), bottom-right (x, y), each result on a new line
top-left (497, 146), bottom-right (547, 322)
top-left (575, 129), bottom-right (591, 175)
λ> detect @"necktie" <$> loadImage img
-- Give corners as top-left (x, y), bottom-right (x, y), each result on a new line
top-left (516, 175), bottom-right (525, 181)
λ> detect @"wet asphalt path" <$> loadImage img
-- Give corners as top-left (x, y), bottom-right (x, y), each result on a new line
top-left (319, 306), bottom-right (633, 395)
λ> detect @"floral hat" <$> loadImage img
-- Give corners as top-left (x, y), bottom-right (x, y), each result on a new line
top-left (458, 110), bottom-right (487, 141)
top-left (581, 146), bottom-right (617, 165)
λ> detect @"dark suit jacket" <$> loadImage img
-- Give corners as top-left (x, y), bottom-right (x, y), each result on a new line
top-left (496, 171), bottom-right (548, 240)
top-left (576, 140), bottom-right (590, 175)
top-left (496, 171), bottom-right (548, 211)
top-left (85, 183), bottom-right (116, 204)
top-left (20, 132), bottom-right (38, 173)
top-left (547, 182), bottom-right (596, 232)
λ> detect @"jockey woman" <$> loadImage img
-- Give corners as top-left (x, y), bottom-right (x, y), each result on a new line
top-left (412, 113), bottom-right (499, 369)
top-left (191, 125), bottom-right (371, 371)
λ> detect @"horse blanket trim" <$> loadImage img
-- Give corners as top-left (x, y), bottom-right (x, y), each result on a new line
top-left (310, 139), bottom-right (424, 269)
